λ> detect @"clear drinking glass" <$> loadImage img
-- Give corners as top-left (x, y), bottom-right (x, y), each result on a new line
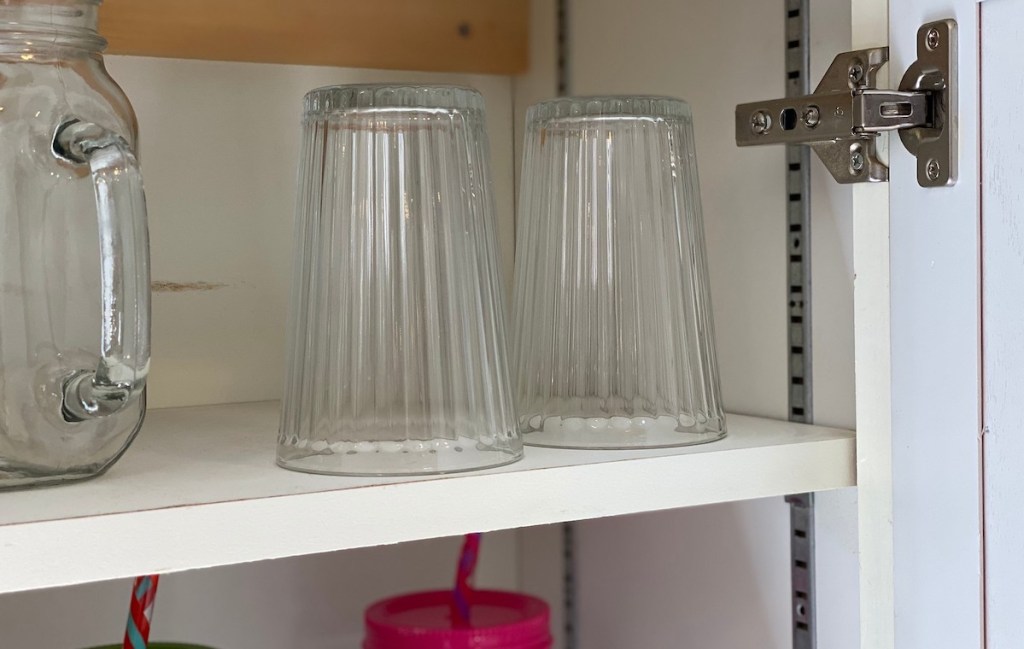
top-left (278, 85), bottom-right (523, 476)
top-left (511, 96), bottom-right (726, 449)
top-left (0, 0), bottom-right (151, 488)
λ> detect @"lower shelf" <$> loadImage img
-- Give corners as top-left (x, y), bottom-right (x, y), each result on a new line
top-left (0, 401), bottom-right (854, 594)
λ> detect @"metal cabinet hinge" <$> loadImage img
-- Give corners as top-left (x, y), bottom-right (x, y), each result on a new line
top-left (735, 19), bottom-right (957, 186)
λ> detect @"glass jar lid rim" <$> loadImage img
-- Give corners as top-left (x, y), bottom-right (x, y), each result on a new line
top-left (0, 0), bottom-right (105, 50)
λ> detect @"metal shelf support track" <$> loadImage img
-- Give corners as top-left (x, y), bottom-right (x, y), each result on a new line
top-left (784, 1), bottom-right (816, 648)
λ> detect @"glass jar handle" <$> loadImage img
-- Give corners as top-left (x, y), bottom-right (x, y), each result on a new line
top-left (53, 119), bottom-right (151, 422)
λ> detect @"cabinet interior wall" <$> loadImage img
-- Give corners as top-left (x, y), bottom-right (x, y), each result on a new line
top-left (0, 0), bottom-right (861, 645)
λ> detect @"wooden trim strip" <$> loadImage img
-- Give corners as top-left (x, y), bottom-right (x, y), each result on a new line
top-left (100, 0), bottom-right (529, 74)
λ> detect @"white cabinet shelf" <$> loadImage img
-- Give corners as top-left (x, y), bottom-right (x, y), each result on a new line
top-left (0, 401), bottom-right (854, 595)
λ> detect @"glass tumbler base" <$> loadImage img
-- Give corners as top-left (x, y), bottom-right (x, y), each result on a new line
top-left (277, 439), bottom-right (523, 477)
top-left (521, 415), bottom-right (726, 450)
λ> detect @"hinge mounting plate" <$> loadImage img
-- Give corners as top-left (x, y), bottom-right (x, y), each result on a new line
top-left (735, 19), bottom-right (957, 186)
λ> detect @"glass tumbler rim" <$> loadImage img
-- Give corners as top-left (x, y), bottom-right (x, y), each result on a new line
top-left (527, 95), bottom-right (692, 125)
top-left (303, 83), bottom-right (485, 119)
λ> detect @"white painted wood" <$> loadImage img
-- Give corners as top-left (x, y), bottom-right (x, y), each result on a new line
top-left (886, 0), bottom-right (983, 647)
top-left (846, 0), bottom-right (897, 646)
top-left (852, 195), bottom-right (895, 649)
top-left (808, 3), bottom-right (862, 649)
top-left (980, 1), bottom-right (1024, 645)
top-left (0, 401), bottom-right (854, 595)
top-left (103, 56), bottom-right (517, 409)
top-left (0, 531), bottom-right (519, 649)
top-left (849, 0), bottom-right (896, 646)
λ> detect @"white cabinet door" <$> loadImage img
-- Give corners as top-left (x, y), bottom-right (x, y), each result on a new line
top-left (861, 0), bottom-right (985, 647)
top-left (980, 1), bottom-right (1024, 647)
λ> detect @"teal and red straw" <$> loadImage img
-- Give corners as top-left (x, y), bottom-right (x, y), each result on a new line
top-left (452, 532), bottom-right (482, 625)
top-left (124, 574), bottom-right (160, 649)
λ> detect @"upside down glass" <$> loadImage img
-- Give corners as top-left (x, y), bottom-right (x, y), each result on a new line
top-left (511, 96), bottom-right (726, 448)
top-left (278, 85), bottom-right (523, 475)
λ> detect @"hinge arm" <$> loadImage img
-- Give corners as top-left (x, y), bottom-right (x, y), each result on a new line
top-left (734, 19), bottom-right (957, 187)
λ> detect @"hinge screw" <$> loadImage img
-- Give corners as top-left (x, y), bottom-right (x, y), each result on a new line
top-left (750, 110), bottom-right (772, 135)
top-left (848, 63), bottom-right (864, 85)
top-left (926, 27), bottom-right (941, 51)
top-left (801, 106), bottom-right (820, 128)
top-left (850, 151), bottom-right (866, 173)
top-left (926, 158), bottom-right (941, 180)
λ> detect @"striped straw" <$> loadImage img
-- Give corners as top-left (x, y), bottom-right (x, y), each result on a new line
top-left (452, 532), bottom-right (482, 626)
top-left (124, 575), bottom-right (160, 649)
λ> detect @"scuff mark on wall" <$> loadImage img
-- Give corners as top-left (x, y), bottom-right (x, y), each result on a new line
top-left (152, 281), bottom-right (228, 293)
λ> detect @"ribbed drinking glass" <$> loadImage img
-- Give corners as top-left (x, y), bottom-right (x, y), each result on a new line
top-left (278, 85), bottom-right (522, 476)
top-left (512, 96), bottom-right (726, 449)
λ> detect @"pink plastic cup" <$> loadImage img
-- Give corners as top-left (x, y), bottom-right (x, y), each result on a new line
top-left (364, 590), bottom-right (552, 649)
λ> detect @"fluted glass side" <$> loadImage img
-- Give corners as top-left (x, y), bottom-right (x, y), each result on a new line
top-left (512, 96), bottom-right (726, 449)
top-left (279, 85), bottom-right (522, 475)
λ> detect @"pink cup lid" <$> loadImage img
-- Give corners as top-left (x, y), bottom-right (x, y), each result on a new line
top-left (364, 590), bottom-right (552, 649)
